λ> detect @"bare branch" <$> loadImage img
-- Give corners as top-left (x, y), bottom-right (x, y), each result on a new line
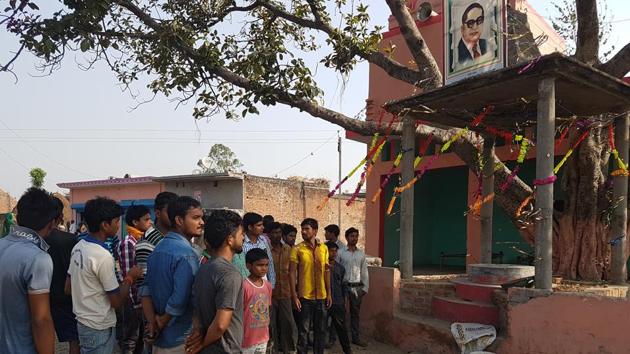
top-left (574, 0), bottom-right (599, 64)
top-left (597, 42), bottom-right (630, 78)
top-left (1, 42), bottom-right (26, 72)
top-left (207, 1), bottom-right (263, 27)
top-left (94, 30), bottom-right (158, 40)
top-left (306, 0), bottom-right (324, 24)
top-left (385, 0), bottom-right (442, 89)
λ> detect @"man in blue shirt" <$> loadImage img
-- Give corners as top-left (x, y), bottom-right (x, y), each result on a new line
top-left (145, 196), bottom-right (205, 352)
top-left (0, 188), bottom-right (60, 354)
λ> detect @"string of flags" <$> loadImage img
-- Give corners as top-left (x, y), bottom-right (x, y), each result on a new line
top-left (316, 101), bottom-right (628, 227)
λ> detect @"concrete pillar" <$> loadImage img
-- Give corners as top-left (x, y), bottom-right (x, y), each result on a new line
top-left (480, 139), bottom-right (495, 264)
top-left (611, 113), bottom-right (629, 284)
top-left (534, 77), bottom-right (555, 290)
top-left (400, 116), bottom-right (415, 279)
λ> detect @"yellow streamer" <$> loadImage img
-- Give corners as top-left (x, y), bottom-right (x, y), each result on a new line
top-left (413, 156), bottom-right (422, 168)
top-left (612, 149), bottom-right (628, 171)
top-left (553, 148), bottom-right (574, 174)
top-left (440, 127), bottom-right (469, 153)
top-left (517, 139), bottom-right (529, 164)
top-left (393, 152), bottom-right (403, 167)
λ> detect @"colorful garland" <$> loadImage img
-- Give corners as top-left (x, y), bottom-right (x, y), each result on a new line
top-left (553, 128), bottom-right (590, 174)
top-left (608, 124), bottom-right (628, 174)
top-left (316, 112), bottom-right (397, 210)
top-left (371, 134), bottom-right (434, 204)
top-left (385, 127), bottom-right (469, 215)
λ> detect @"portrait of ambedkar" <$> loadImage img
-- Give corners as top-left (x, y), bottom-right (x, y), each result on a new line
top-left (458, 2), bottom-right (487, 64)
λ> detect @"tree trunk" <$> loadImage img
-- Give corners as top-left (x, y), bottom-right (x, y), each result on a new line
top-left (530, 128), bottom-right (614, 281)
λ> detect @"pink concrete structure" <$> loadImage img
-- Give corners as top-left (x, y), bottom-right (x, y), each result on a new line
top-left (362, 266), bottom-right (630, 353)
top-left (356, 0), bottom-right (565, 266)
top-left (498, 290), bottom-right (630, 353)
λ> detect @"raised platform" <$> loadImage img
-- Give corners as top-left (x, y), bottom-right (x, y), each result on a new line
top-left (468, 264), bottom-right (534, 285)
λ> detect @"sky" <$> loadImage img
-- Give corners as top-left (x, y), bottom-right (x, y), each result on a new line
top-left (0, 0), bottom-right (628, 199)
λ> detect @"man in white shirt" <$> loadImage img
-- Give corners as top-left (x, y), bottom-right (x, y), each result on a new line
top-left (338, 227), bottom-right (368, 347)
top-left (66, 197), bottom-right (142, 354)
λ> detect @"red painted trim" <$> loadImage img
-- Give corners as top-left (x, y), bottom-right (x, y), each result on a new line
top-left (623, 77), bottom-right (630, 84)
top-left (382, 14), bottom-right (443, 39)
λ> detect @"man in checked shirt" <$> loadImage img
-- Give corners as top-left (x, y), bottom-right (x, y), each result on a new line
top-left (118, 205), bottom-right (153, 353)
top-left (337, 227), bottom-right (369, 348)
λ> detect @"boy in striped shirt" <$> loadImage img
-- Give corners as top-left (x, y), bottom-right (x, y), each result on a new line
top-left (118, 205), bottom-right (153, 353)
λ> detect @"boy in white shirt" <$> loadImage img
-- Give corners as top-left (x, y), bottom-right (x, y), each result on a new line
top-left (66, 197), bottom-right (142, 354)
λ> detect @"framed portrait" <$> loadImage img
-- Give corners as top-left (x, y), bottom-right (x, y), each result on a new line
top-left (444, 0), bottom-right (506, 85)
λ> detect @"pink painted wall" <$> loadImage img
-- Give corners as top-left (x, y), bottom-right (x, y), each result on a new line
top-left (499, 294), bottom-right (630, 353)
top-left (69, 183), bottom-right (164, 205)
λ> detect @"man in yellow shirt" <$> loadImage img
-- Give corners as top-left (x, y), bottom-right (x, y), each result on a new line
top-left (289, 218), bottom-right (331, 354)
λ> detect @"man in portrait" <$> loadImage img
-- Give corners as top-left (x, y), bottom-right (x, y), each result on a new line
top-left (458, 2), bottom-right (488, 64)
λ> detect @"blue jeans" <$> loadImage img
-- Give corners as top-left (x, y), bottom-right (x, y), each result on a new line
top-left (77, 322), bottom-right (116, 354)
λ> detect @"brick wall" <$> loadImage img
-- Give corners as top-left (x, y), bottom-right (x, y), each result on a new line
top-left (243, 175), bottom-right (366, 249)
top-left (399, 279), bottom-right (456, 316)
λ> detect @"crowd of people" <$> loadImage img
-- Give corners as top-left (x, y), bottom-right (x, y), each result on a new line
top-left (0, 188), bottom-right (370, 354)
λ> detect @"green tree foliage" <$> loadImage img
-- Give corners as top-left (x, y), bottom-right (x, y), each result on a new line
top-left (1, 0), bottom-right (383, 121)
top-left (197, 144), bottom-right (243, 174)
top-left (29, 167), bottom-right (46, 188)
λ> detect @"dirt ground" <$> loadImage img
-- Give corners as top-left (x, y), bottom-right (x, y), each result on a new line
top-left (55, 338), bottom-right (407, 354)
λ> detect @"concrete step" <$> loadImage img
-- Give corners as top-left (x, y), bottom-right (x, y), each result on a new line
top-left (467, 263), bottom-right (534, 285)
top-left (451, 277), bottom-right (502, 303)
top-left (431, 296), bottom-right (500, 328)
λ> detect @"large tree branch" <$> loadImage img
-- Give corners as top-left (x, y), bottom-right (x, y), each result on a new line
top-left (574, 0), bottom-right (599, 64)
top-left (257, 1), bottom-right (427, 87)
top-left (597, 42), bottom-right (630, 78)
top-left (114, 0), bottom-right (533, 229)
top-left (385, 0), bottom-right (442, 89)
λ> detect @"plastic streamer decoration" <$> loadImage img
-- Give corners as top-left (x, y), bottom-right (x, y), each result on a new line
top-left (608, 124), bottom-right (628, 175)
top-left (371, 133), bottom-right (434, 204)
top-left (347, 138), bottom-right (387, 206)
top-left (316, 111), bottom-right (397, 210)
top-left (554, 125), bottom-right (570, 151)
top-left (552, 128), bottom-right (591, 175)
top-left (467, 193), bottom-right (495, 216)
top-left (386, 127), bottom-right (469, 215)
top-left (499, 135), bottom-right (530, 192)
